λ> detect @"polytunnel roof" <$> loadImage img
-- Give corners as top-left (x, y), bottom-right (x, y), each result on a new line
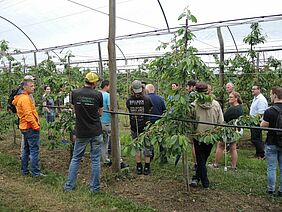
top-left (1, 0), bottom-right (282, 69)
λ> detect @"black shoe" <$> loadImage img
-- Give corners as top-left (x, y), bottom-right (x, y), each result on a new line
top-left (267, 190), bottom-right (275, 195)
top-left (136, 163), bottom-right (143, 175)
top-left (120, 161), bottom-right (129, 169)
top-left (190, 178), bottom-right (199, 187)
top-left (144, 166), bottom-right (151, 175)
top-left (277, 191), bottom-right (282, 197)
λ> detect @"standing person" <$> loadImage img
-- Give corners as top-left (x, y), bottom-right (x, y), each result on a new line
top-left (186, 80), bottom-right (196, 94)
top-left (100, 80), bottom-right (111, 165)
top-left (42, 85), bottom-right (55, 140)
top-left (12, 78), bottom-right (42, 177)
top-left (260, 86), bottom-right (282, 196)
top-left (145, 84), bottom-right (166, 163)
top-left (250, 85), bottom-right (268, 159)
top-left (191, 82), bottom-right (224, 188)
top-left (212, 91), bottom-right (244, 170)
top-left (226, 82), bottom-right (235, 94)
top-left (64, 72), bottom-right (103, 193)
top-left (126, 80), bottom-right (153, 175)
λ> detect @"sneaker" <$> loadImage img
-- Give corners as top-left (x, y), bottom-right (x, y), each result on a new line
top-left (136, 163), bottom-right (143, 175)
top-left (104, 159), bottom-right (112, 167)
top-left (208, 163), bottom-right (219, 169)
top-left (267, 190), bottom-right (275, 195)
top-left (277, 191), bottom-right (282, 197)
top-left (120, 161), bottom-right (129, 169)
top-left (190, 178), bottom-right (199, 187)
top-left (143, 166), bottom-right (151, 175)
top-left (231, 167), bottom-right (237, 172)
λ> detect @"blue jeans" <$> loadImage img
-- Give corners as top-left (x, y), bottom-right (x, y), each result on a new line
top-left (64, 134), bottom-right (102, 192)
top-left (21, 129), bottom-right (40, 176)
top-left (265, 144), bottom-right (282, 192)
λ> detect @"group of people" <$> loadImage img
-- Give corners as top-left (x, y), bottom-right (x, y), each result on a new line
top-left (11, 72), bottom-right (282, 196)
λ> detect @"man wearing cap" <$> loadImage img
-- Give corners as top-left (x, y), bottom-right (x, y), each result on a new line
top-left (191, 82), bottom-right (224, 188)
top-left (126, 80), bottom-right (153, 175)
top-left (12, 77), bottom-right (42, 177)
top-left (64, 72), bottom-right (103, 193)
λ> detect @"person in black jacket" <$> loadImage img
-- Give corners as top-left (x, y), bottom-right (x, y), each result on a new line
top-left (126, 80), bottom-right (153, 175)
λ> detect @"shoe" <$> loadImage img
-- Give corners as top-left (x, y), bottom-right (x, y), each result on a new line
top-left (231, 167), bottom-right (237, 172)
top-left (104, 159), bottom-right (112, 167)
top-left (136, 163), bottom-right (143, 175)
top-left (33, 173), bottom-right (47, 177)
top-left (190, 178), bottom-right (199, 187)
top-left (120, 161), bottom-right (129, 169)
top-left (277, 191), bottom-right (282, 197)
top-left (267, 190), bottom-right (275, 195)
top-left (143, 166), bottom-right (151, 175)
top-left (208, 163), bottom-right (219, 169)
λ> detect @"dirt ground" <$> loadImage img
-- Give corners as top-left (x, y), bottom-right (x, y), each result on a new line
top-left (1, 138), bottom-right (282, 212)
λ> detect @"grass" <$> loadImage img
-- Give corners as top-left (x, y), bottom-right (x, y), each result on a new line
top-left (0, 152), bottom-right (154, 211)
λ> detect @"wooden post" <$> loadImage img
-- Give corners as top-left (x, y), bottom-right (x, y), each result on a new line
top-left (217, 27), bottom-right (225, 109)
top-left (108, 0), bottom-right (121, 172)
top-left (98, 42), bottom-right (103, 78)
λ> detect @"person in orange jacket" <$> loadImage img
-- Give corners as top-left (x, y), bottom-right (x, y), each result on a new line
top-left (12, 78), bottom-right (42, 177)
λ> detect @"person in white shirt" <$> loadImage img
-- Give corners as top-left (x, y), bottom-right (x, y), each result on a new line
top-left (250, 85), bottom-right (268, 159)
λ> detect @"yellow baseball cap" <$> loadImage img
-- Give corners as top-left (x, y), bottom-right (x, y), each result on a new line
top-left (85, 72), bottom-right (99, 83)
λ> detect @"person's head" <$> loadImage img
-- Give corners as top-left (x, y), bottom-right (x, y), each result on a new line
top-left (131, 80), bottom-right (144, 97)
top-left (251, 85), bottom-right (261, 97)
top-left (22, 80), bottom-right (35, 95)
top-left (145, 84), bottom-right (155, 94)
top-left (24, 75), bottom-right (36, 81)
top-left (171, 82), bottom-right (179, 91)
top-left (186, 80), bottom-right (196, 93)
top-left (229, 91), bottom-right (242, 105)
top-left (101, 80), bottom-right (110, 91)
top-left (207, 83), bottom-right (213, 95)
top-left (195, 82), bottom-right (208, 93)
top-left (270, 86), bottom-right (282, 103)
top-left (85, 72), bottom-right (99, 88)
top-left (226, 82), bottom-right (235, 93)
top-left (44, 85), bottom-right (51, 94)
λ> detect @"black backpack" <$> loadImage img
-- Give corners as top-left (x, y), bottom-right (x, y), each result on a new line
top-left (7, 86), bottom-right (22, 113)
top-left (272, 105), bottom-right (282, 147)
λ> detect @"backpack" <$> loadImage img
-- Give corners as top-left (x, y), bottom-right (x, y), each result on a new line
top-left (7, 86), bottom-right (22, 113)
top-left (272, 105), bottom-right (282, 147)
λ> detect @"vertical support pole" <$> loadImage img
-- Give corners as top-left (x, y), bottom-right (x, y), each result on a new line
top-left (33, 52), bottom-right (37, 67)
top-left (98, 42), bottom-right (104, 78)
top-left (108, 0), bottom-right (121, 172)
top-left (217, 27), bottom-right (225, 109)
top-left (256, 52), bottom-right (260, 71)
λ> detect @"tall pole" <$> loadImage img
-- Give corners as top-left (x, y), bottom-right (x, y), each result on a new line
top-left (34, 52), bottom-right (37, 67)
top-left (217, 27), bottom-right (224, 109)
top-left (108, 0), bottom-right (121, 172)
top-left (98, 42), bottom-right (103, 78)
